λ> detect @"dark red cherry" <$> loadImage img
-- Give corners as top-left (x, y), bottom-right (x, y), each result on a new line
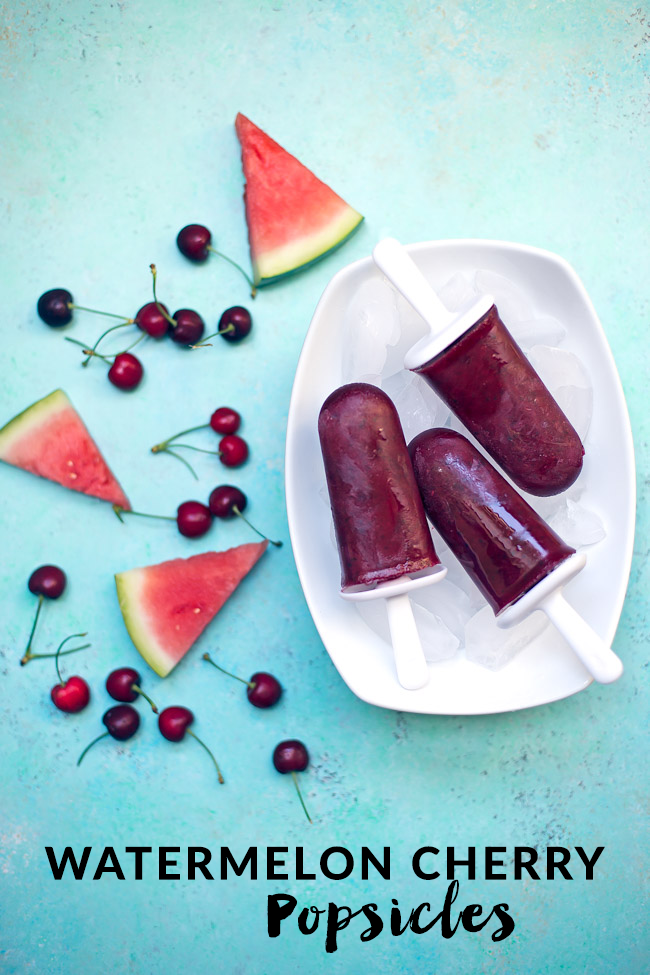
top-left (177, 224), bottom-right (211, 262)
top-left (104, 704), bottom-right (140, 740)
top-left (38, 289), bottom-right (73, 327)
top-left (247, 673), bottom-right (282, 708)
top-left (208, 484), bottom-right (246, 518)
top-left (218, 306), bottom-right (252, 343)
top-left (210, 407), bottom-right (241, 435)
top-left (176, 501), bottom-right (212, 538)
top-left (158, 705), bottom-right (193, 742)
top-left (219, 435), bottom-right (248, 467)
top-left (108, 352), bottom-right (143, 390)
top-left (28, 565), bottom-right (66, 599)
top-left (273, 740), bottom-right (309, 773)
top-left (105, 666), bottom-right (158, 712)
top-left (51, 676), bottom-right (90, 713)
top-left (135, 301), bottom-right (170, 338)
top-left (171, 309), bottom-right (205, 345)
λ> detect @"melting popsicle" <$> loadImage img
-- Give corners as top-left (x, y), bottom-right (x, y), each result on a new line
top-left (318, 383), bottom-right (446, 689)
top-left (409, 428), bottom-right (622, 684)
top-left (373, 238), bottom-right (584, 497)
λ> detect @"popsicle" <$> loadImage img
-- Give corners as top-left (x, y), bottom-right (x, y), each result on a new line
top-left (372, 238), bottom-right (584, 497)
top-left (409, 428), bottom-right (622, 684)
top-left (318, 382), bottom-right (447, 689)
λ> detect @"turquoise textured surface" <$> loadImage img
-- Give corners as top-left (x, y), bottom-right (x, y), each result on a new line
top-left (1, 2), bottom-right (648, 973)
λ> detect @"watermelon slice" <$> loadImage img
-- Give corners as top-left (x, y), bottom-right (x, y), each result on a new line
top-left (235, 112), bottom-right (363, 287)
top-left (0, 389), bottom-right (130, 508)
top-left (115, 542), bottom-right (268, 676)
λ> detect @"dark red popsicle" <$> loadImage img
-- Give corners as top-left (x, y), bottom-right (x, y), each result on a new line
top-left (412, 304), bottom-right (584, 496)
top-left (318, 383), bottom-right (439, 591)
top-left (409, 428), bottom-right (575, 613)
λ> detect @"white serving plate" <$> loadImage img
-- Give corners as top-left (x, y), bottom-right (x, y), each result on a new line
top-left (285, 240), bottom-right (636, 714)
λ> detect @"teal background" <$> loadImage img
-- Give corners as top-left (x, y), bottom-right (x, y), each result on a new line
top-left (1, 2), bottom-right (648, 972)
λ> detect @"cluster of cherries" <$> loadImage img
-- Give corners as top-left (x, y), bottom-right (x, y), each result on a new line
top-left (37, 263), bottom-right (252, 392)
top-left (21, 564), bottom-right (310, 817)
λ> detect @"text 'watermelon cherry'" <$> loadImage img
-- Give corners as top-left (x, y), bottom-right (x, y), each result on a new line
top-left (176, 224), bottom-right (256, 298)
top-left (151, 407), bottom-right (249, 480)
top-left (203, 652), bottom-right (282, 708)
top-left (113, 500), bottom-right (214, 539)
top-left (21, 565), bottom-right (67, 665)
top-left (77, 705), bottom-right (140, 766)
top-left (158, 706), bottom-right (225, 785)
top-left (209, 485), bottom-right (282, 547)
top-left (106, 667), bottom-right (159, 713)
top-left (273, 740), bottom-right (311, 823)
top-left (50, 633), bottom-right (91, 714)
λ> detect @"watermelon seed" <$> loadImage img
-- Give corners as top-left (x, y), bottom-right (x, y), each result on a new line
top-left (203, 652), bottom-right (283, 709)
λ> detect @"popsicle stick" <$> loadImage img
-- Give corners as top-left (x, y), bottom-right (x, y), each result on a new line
top-left (542, 590), bottom-right (623, 685)
top-left (373, 238), bottom-right (454, 333)
top-left (385, 592), bottom-right (430, 690)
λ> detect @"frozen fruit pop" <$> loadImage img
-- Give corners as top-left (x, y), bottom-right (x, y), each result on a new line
top-left (373, 238), bottom-right (584, 497)
top-left (409, 428), bottom-right (622, 684)
top-left (318, 383), bottom-right (446, 689)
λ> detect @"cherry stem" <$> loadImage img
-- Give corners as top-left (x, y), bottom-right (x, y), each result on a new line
top-left (186, 729), bottom-right (224, 784)
top-left (22, 595), bottom-right (43, 663)
top-left (69, 303), bottom-right (132, 321)
top-left (21, 645), bottom-right (87, 666)
top-left (113, 505), bottom-right (175, 524)
top-left (291, 770), bottom-right (312, 823)
top-left (202, 652), bottom-right (251, 688)
top-left (121, 331), bottom-right (147, 354)
top-left (150, 264), bottom-right (176, 326)
top-left (206, 245), bottom-right (257, 298)
top-left (233, 505), bottom-right (282, 547)
top-left (54, 632), bottom-right (89, 685)
top-left (132, 683), bottom-right (158, 713)
top-left (82, 320), bottom-right (134, 366)
top-left (191, 324), bottom-right (235, 348)
top-left (159, 449), bottom-right (198, 480)
top-left (151, 425), bottom-right (209, 453)
top-left (165, 443), bottom-right (219, 455)
top-left (77, 732), bottom-right (109, 766)
top-left (64, 337), bottom-right (113, 363)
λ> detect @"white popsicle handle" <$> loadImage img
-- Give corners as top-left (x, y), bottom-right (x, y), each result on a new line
top-left (373, 238), bottom-right (454, 334)
top-left (542, 591), bottom-right (623, 685)
top-left (385, 592), bottom-right (430, 690)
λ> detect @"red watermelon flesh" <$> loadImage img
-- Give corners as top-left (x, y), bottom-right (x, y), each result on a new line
top-left (0, 389), bottom-right (130, 508)
top-left (115, 542), bottom-right (268, 676)
top-left (235, 113), bottom-right (363, 286)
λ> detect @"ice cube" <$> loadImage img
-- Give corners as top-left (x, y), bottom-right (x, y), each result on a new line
top-left (438, 272), bottom-right (477, 312)
top-left (465, 606), bottom-right (549, 670)
top-left (554, 385), bottom-right (593, 441)
top-left (355, 598), bottom-right (459, 663)
top-left (527, 345), bottom-right (593, 441)
top-left (548, 498), bottom-right (606, 548)
top-left (341, 278), bottom-right (400, 380)
top-left (412, 578), bottom-right (475, 643)
top-left (474, 270), bottom-right (534, 323)
top-left (381, 371), bottom-right (446, 440)
top-left (510, 316), bottom-right (567, 350)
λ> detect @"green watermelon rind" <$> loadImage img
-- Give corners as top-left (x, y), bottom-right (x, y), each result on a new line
top-left (0, 389), bottom-right (69, 454)
top-left (254, 212), bottom-right (364, 287)
top-left (115, 568), bottom-right (172, 676)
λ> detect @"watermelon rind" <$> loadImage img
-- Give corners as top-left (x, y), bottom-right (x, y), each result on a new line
top-left (0, 389), bottom-right (68, 453)
top-left (254, 212), bottom-right (364, 288)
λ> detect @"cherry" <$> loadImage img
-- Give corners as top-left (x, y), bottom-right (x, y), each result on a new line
top-left (77, 704), bottom-right (140, 765)
top-left (218, 306), bottom-right (252, 343)
top-left (208, 485), bottom-right (282, 547)
top-left (171, 309), bottom-right (205, 346)
top-left (50, 633), bottom-right (91, 714)
top-left (203, 652), bottom-right (283, 708)
top-left (135, 301), bottom-right (170, 338)
top-left (176, 225), bottom-right (256, 297)
top-left (218, 434), bottom-right (248, 467)
top-left (176, 224), bottom-right (211, 262)
top-left (108, 352), bottom-right (144, 390)
top-left (176, 501), bottom-right (213, 538)
top-left (210, 407), bottom-right (241, 435)
top-left (28, 565), bottom-right (66, 599)
top-left (37, 289), bottom-right (73, 327)
top-left (273, 740), bottom-right (311, 822)
top-left (113, 500), bottom-right (213, 539)
top-left (106, 667), bottom-right (158, 712)
top-left (22, 565), bottom-right (67, 665)
top-left (158, 706), bottom-right (224, 784)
